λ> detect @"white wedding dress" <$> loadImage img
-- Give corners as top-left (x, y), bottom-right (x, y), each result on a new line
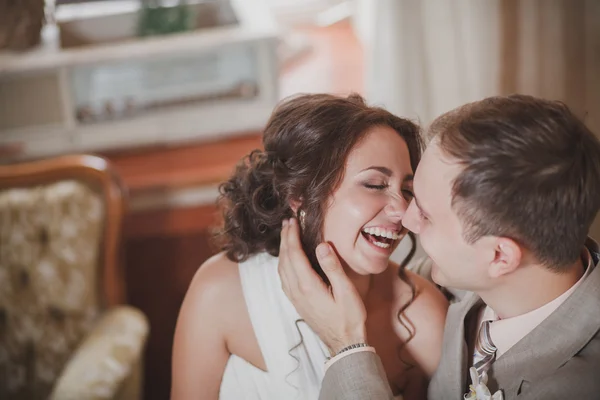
top-left (219, 252), bottom-right (330, 399)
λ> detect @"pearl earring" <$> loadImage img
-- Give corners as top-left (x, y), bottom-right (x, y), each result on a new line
top-left (298, 209), bottom-right (306, 230)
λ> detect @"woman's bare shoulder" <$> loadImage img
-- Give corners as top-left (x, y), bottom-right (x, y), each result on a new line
top-left (390, 267), bottom-right (449, 377)
top-left (393, 268), bottom-right (448, 323)
top-left (388, 261), bottom-right (447, 310)
top-left (188, 253), bottom-right (241, 300)
top-left (192, 253), bottom-right (239, 289)
top-left (172, 256), bottom-right (249, 397)
top-left (181, 253), bottom-right (243, 324)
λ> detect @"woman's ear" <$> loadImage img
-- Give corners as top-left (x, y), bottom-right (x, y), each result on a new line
top-left (289, 199), bottom-right (302, 215)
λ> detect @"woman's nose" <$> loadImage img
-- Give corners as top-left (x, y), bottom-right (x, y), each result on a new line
top-left (384, 191), bottom-right (408, 220)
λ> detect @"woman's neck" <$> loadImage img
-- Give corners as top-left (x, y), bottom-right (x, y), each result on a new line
top-left (344, 267), bottom-right (375, 302)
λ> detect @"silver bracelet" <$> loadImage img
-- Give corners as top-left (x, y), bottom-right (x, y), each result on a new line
top-left (326, 342), bottom-right (370, 361)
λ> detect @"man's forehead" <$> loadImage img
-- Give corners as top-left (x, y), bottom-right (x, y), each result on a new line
top-left (414, 143), bottom-right (461, 201)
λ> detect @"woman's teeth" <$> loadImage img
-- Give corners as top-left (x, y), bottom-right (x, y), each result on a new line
top-left (361, 227), bottom-right (400, 249)
top-left (362, 227), bottom-right (400, 240)
top-left (373, 241), bottom-right (391, 249)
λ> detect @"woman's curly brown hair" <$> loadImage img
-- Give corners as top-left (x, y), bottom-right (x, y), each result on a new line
top-left (216, 93), bottom-right (423, 282)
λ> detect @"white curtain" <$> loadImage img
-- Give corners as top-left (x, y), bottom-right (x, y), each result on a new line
top-left (360, 0), bottom-right (600, 127)
top-left (359, 0), bottom-right (600, 238)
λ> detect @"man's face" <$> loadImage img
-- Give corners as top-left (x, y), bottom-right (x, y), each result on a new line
top-left (402, 140), bottom-right (495, 291)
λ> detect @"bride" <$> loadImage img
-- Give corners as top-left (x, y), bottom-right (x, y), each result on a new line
top-left (171, 93), bottom-right (448, 399)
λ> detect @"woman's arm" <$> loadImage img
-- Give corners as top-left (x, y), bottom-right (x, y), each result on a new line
top-left (171, 254), bottom-right (239, 400)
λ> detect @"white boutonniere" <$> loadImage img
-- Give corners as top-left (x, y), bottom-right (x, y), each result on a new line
top-left (463, 367), bottom-right (503, 400)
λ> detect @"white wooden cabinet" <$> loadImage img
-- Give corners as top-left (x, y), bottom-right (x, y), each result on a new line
top-left (0, 0), bottom-right (280, 162)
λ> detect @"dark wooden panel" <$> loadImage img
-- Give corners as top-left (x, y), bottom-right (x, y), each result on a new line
top-left (104, 133), bottom-right (263, 196)
top-left (124, 203), bottom-right (222, 239)
top-left (124, 227), bottom-right (219, 400)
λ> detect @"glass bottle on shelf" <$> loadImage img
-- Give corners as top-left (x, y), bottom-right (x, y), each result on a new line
top-left (137, 0), bottom-right (193, 37)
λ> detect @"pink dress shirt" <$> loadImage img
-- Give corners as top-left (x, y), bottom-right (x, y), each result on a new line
top-left (474, 247), bottom-right (593, 361)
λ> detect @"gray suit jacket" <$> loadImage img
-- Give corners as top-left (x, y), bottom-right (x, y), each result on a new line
top-left (320, 240), bottom-right (600, 400)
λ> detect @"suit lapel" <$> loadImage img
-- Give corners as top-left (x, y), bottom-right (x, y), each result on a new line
top-left (488, 240), bottom-right (600, 396)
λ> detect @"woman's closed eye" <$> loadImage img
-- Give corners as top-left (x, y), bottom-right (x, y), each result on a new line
top-left (364, 183), bottom-right (389, 190)
top-left (363, 183), bottom-right (415, 200)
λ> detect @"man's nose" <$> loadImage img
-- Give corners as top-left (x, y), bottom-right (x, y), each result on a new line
top-left (402, 200), bottom-right (421, 234)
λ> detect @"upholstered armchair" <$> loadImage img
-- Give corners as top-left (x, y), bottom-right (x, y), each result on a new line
top-left (0, 155), bottom-right (149, 400)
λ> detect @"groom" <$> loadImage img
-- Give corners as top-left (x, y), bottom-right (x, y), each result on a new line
top-left (278, 94), bottom-right (600, 399)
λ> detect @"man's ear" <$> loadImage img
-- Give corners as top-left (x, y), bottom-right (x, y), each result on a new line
top-left (489, 237), bottom-right (522, 278)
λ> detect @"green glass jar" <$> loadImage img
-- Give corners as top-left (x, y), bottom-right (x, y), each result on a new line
top-left (137, 0), bottom-right (193, 37)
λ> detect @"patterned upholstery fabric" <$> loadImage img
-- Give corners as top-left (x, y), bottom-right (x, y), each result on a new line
top-left (0, 180), bottom-right (148, 399)
top-left (50, 306), bottom-right (148, 400)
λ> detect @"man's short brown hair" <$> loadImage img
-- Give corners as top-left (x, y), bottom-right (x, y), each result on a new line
top-left (430, 94), bottom-right (600, 270)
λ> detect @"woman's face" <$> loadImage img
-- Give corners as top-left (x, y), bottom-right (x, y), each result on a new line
top-left (321, 125), bottom-right (414, 275)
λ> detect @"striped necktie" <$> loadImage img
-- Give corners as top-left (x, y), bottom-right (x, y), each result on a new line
top-left (473, 320), bottom-right (497, 382)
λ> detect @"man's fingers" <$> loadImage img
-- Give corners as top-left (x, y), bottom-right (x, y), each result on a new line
top-left (286, 218), bottom-right (303, 252)
top-left (278, 219), bottom-right (293, 295)
top-left (287, 218), bottom-right (324, 291)
top-left (279, 219), bottom-right (289, 260)
top-left (315, 243), bottom-right (353, 294)
top-left (282, 219), bottom-right (301, 286)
